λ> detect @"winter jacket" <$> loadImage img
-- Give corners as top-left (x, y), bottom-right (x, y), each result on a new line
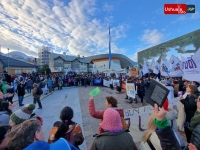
top-left (189, 109), bottom-right (200, 132)
top-left (166, 110), bottom-right (186, 147)
top-left (180, 95), bottom-right (197, 122)
top-left (0, 111), bottom-right (10, 125)
top-left (88, 99), bottom-right (125, 134)
top-left (32, 87), bottom-right (41, 99)
top-left (26, 79), bottom-right (33, 87)
top-left (184, 125), bottom-right (200, 150)
top-left (155, 126), bottom-right (182, 150)
top-left (90, 130), bottom-right (137, 150)
top-left (48, 79), bottom-right (53, 87)
top-left (17, 83), bottom-right (26, 96)
top-left (0, 82), bottom-right (7, 93)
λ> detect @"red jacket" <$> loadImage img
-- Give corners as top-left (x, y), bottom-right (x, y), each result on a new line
top-left (88, 99), bottom-right (125, 134)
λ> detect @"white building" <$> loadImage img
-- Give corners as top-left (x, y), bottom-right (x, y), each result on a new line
top-left (38, 46), bottom-right (52, 67)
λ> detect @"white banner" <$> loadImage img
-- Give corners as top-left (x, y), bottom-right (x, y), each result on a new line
top-left (124, 97), bottom-right (180, 142)
top-left (113, 79), bottom-right (120, 88)
top-left (182, 48), bottom-right (200, 81)
top-left (103, 79), bottom-right (112, 87)
top-left (126, 83), bottom-right (135, 98)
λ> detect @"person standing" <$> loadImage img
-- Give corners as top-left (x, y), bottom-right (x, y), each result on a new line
top-left (137, 78), bottom-right (145, 106)
top-left (47, 78), bottom-right (53, 93)
top-left (17, 82), bottom-right (26, 106)
top-left (32, 83), bottom-right (43, 109)
top-left (26, 78), bottom-right (33, 94)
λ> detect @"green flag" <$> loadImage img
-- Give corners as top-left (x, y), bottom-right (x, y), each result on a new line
top-left (89, 87), bottom-right (100, 97)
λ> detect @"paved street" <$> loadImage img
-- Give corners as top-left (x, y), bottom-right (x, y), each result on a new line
top-left (12, 86), bottom-right (145, 150)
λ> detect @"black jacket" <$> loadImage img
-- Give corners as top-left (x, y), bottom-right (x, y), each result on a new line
top-left (184, 125), bottom-right (200, 150)
top-left (155, 126), bottom-right (182, 150)
top-left (17, 83), bottom-right (26, 96)
top-left (180, 95), bottom-right (197, 122)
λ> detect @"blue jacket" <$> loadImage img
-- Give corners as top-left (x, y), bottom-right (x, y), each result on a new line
top-left (48, 79), bottom-right (53, 87)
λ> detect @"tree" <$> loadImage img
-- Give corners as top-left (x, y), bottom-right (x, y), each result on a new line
top-left (39, 65), bottom-right (51, 74)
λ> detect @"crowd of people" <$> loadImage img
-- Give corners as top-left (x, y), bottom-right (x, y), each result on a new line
top-left (0, 70), bottom-right (200, 150)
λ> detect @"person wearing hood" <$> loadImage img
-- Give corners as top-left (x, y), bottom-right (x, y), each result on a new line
top-left (90, 108), bottom-right (137, 150)
top-left (0, 101), bottom-right (13, 125)
top-left (7, 119), bottom-right (78, 150)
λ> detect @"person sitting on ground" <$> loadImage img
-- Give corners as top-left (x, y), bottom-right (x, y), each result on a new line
top-left (9, 103), bottom-right (35, 127)
top-left (0, 125), bottom-right (11, 150)
top-left (88, 96), bottom-right (127, 135)
top-left (90, 108), bottom-right (137, 150)
top-left (53, 106), bottom-right (84, 149)
top-left (7, 119), bottom-right (78, 150)
top-left (0, 101), bottom-right (13, 125)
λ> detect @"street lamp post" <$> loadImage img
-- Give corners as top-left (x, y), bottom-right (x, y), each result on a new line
top-left (7, 48), bottom-right (10, 74)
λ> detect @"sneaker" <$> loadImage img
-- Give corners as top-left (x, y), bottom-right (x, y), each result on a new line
top-left (19, 104), bottom-right (24, 106)
top-left (38, 107), bottom-right (42, 109)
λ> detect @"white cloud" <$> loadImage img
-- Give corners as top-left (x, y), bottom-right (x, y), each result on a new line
top-left (103, 3), bottom-right (114, 12)
top-left (0, 0), bottom-right (126, 57)
top-left (140, 29), bottom-right (164, 45)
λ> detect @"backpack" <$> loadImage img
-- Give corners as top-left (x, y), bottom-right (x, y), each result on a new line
top-left (36, 87), bottom-right (43, 95)
top-left (65, 123), bottom-right (84, 147)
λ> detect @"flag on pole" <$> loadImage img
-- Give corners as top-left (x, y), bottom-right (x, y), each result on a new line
top-left (154, 61), bottom-right (160, 74)
top-left (150, 59), bottom-right (155, 70)
top-left (108, 25), bottom-right (112, 69)
top-left (160, 59), bottom-right (170, 77)
top-left (142, 59), bottom-right (149, 75)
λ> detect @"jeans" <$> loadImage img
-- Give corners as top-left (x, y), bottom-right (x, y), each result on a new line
top-left (27, 87), bottom-right (32, 93)
top-left (33, 97), bottom-right (42, 108)
top-left (18, 96), bottom-right (24, 105)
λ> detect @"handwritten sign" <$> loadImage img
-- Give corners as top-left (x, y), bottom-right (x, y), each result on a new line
top-left (144, 79), bottom-right (169, 107)
top-left (89, 87), bottom-right (100, 97)
top-left (126, 83), bottom-right (135, 98)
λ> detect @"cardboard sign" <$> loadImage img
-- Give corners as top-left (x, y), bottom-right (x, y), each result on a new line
top-left (89, 87), bottom-right (100, 97)
top-left (144, 79), bottom-right (170, 108)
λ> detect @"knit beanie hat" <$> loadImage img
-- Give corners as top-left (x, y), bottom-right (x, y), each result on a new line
top-left (100, 108), bottom-right (122, 132)
top-left (10, 103), bottom-right (35, 125)
top-left (163, 99), bottom-right (168, 111)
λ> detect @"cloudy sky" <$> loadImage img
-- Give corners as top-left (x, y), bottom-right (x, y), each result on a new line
top-left (0, 0), bottom-right (199, 61)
